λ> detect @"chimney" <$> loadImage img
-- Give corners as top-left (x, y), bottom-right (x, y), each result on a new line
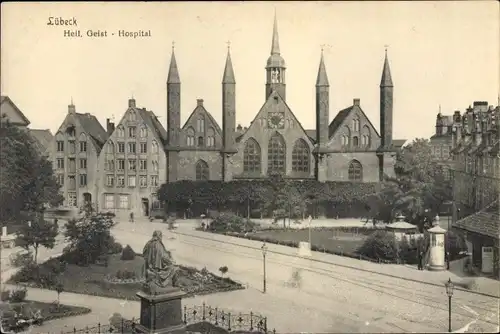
top-left (68, 103), bottom-right (76, 114)
top-left (106, 118), bottom-right (115, 135)
top-left (197, 99), bottom-right (204, 107)
top-left (236, 124), bottom-right (242, 131)
top-left (353, 98), bottom-right (360, 106)
top-left (128, 98), bottom-right (136, 108)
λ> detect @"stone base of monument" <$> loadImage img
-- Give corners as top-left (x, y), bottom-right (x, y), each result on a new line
top-left (135, 287), bottom-right (187, 334)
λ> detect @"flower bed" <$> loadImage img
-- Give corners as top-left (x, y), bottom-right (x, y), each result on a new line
top-left (0, 300), bottom-right (91, 329)
top-left (8, 254), bottom-right (244, 301)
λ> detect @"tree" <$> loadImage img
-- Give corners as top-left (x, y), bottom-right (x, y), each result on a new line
top-left (55, 281), bottom-right (64, 309)
top-left (363, 139), bottom-right (453, 228)
top-left (219, 266), bottom-right (228, 277)
top-left (0, 115), bottom-right (63, 224)
top-left (229, 181), bottom-right (271, 219)
top-left (64, 203), bottom-right (116, 266)
top-left (15, 217), bottom-right (58, 263)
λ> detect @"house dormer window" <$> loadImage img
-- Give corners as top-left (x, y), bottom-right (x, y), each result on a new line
top-left (116, 126), bottom-right (125, 137)
top-left (128, 110), bottom-right (137, 121)
top-left (140, 126), bottom-right (147, 138)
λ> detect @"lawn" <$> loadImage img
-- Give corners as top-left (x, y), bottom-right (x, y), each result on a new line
top-left (244, 227), bottom-right (375, 256)
top-left (0, 300), bottom-right (91, 328)
top-left (8, 254), bottom-right (244, 301)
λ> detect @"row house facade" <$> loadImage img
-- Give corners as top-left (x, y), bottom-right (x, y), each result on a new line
top-left (97, 98), bottom-right (167, 218)
top-left (450, 101), bottom-right (500, 277)
top-left (47, 99), bottom-right (167, 218)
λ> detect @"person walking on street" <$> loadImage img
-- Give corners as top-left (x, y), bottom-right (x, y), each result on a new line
top-left (129, 212), bottom-right (134, 223)
top-left (418, 250), bottom-right (424, 270)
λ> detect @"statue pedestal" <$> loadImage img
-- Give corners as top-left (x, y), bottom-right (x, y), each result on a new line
top-left (135, 288), bottom-right (187, 334)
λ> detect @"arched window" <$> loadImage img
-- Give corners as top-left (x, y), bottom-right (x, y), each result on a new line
top-left (151, 140), bottom-right (159, 154)
top-left (352, 136), bottom-right (359, 147)
top-left (106, 141), bottom-right (114, 154)
top-left (361, 125), bottom-right (371, 147)
top-left (198, 136), bottom-right (204, 147)
top-left (341, 135), bottom-right (349, 147)
top-left (352, 118), bottom-right (360, 132)
top-left (79, 133), bottom-right (87, 152)
top-left (116, 126), bottom-right (125, 137)
top-left (140, 126), bottom-right (148, 138)
top-left (348, 160), bottom-right (363, 182)
top-left (267, 133), bottom-right (286, 174)
top-left (195, 160), bottom-right (209, 180)
top-left (243, 138), bottom-right (261, 173)
top-left (197, 118), bottom-right (205, 133)
top-left (186, 127), bottom-right (195, 146)
top-left (128, 110), bottom-right (137, 121)
top-left (292, 139), bottom-right (310, 172)
top-left (207, 128), bottom-right (215, 147)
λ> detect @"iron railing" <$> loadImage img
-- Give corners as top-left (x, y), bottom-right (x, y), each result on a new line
top-left (59, 318), bottom-right (138, 333)
top-left (183, 303), bottom-right (275, 333)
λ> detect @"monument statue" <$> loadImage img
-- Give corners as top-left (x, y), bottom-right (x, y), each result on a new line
top-left (142, 230), bottom-right (179, 295)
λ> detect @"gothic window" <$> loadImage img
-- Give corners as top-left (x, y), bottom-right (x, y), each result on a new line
top-left (267, 132), bottom-right (286, 174)
top-left (361, 126), bottom-right (371, 147)
top-left (197, 118), bottom-right (205, 133)
top-left (243, 138), bottom-right (261, 173)
top-left (348, 160), bottom-right (363, 182)
top-left (352, 136), bottom-right (359, 147)
top-left (292, 139), bottom-right (310, 173)
top-left (116, 126), bottom-right (125, 137)
top-left (207, 128), bottom-right (215, 147)
top-left (341, 135), bottom-right (349, 147)
top-left (352, 119), bottom-right (360, 132)
top-left (198, 136), bottom-right (204, 147)
top-left (151, 140), bottom-right (159, 154)
top-left (140, 126), bottom-right (148, 138)
top-left (195, 160), bottom-right (209, 181)
top-left (186, 127), bottom-right (195, 147)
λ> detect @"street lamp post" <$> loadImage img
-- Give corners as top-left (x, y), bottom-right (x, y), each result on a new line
top-left (445, 278), bottom-right (454, 332)
top-left (261, 243), bottom-right (268, 293)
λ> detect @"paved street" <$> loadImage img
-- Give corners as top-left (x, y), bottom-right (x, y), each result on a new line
top-left (2, 219), bottom-right (498, 333)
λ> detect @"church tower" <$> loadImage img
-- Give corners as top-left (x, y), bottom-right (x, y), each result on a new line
top-left (265, 12), bottom-right (286, 101)
top-left (166, 44), bottom-right (181, 183)
top-left (379, 49), bottom-right (393, 150)
top-left (314, 49), bottom-right (330, 182)
top-left (222, 44), bottom-right (237, 181)
top-left (222, 44), bottom-right (237, 153)
top-left (377, 49), bottom-right (395, 181)
top-left (315, 49), bottom-right (330, 150)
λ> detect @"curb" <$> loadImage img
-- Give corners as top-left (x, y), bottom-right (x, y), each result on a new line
top-left (172, 230), bottom-right (500, 300)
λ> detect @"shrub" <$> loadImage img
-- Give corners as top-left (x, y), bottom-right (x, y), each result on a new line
top-left (10, 287), bottom-right (28, 303)
top-left (109, 239), bottom-right (124, 254)
top-left (121, 245), bottom-right (136, 260)
top-left (209, 213), bottom-right (258, 233)
top-left (116, 270), bottom-right (136, 280)
top-left (1, 289), bottom-right (10, 301)
top-left (357, 230), bottom-right (398, 261)
top-left (10, 251), bottom-right (34, 268)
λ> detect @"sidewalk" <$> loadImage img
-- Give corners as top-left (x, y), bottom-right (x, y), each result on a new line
top-left (173, 227), bottom-right (500, 299)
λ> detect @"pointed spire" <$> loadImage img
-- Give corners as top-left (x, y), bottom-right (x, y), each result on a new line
top-left (316, 48), bottom-right (329, 86)
top-left (380, 47), bottom-right (393, 87)
top-left (70, 97), bottom-right (74, 105)
top-left (271, 10), bottom-right (280, 55)
top-left (222, 42), bottom-right (236, 84)
top-left (167, 41), bottom-right (180, 84)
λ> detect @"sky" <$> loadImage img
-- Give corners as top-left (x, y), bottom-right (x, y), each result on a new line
top-left (1, 1), bottom-right (499, 141)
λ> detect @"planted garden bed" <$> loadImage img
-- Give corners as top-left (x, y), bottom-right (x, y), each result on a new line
top-left (8, 254), bottom-right (244, 301)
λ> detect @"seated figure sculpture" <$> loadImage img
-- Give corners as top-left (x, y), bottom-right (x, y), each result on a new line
top-left (142, 230), bottom-right (179, 295)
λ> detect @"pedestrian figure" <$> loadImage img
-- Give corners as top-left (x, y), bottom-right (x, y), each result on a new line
top-left (129, 212), bottom-right (134, 223)
top-left (418, 250), bottom-right (424, 270)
